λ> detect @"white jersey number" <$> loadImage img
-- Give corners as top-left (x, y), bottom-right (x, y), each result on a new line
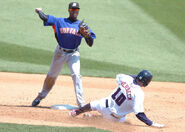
top-left (111, 87), bottom-right (126, 106)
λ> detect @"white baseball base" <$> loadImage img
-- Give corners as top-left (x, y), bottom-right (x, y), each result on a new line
top-left (51, 104), bottom-right (78, 110)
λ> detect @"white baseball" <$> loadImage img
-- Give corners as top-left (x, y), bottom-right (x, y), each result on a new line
top-left (35, 8), bottom-right (42, 13)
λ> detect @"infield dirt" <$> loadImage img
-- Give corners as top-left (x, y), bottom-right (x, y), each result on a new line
top-left (0, 72), bottom-right (184, 132)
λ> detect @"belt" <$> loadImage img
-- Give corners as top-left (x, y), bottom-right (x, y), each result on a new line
top-left (105, 99), bottom-right (109, 108)
top-left (59, 47), bottom-right (77, 53)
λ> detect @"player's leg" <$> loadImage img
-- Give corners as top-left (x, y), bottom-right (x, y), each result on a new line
top-left (32, 45), bottom-right (66, 106)
top-left (70, 98), bottom-right (126, 122)
top-left (67, 50), bottom-right (85, 107)
top-left (91, 98), bottom-right (122, 122)
top-left (69, 98), bottom-right (106, 117)
top-left (32, 75), bottom-right (57, 106)
top-left (70, 103), bottom-right (92, 116)
top-left (69, 99), bottom-right (101, 117)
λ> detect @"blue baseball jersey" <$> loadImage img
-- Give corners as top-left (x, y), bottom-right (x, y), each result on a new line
top-left (44, 15), bottom-right (96, 49)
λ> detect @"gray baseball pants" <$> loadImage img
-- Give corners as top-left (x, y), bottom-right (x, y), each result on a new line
top-left (41, 45), bottom-right (85, 107)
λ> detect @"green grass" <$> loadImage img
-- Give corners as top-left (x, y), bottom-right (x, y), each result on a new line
top-left (0, 123), bottom-right (109, 132)
top-left (1, 40), bottom-right (183, 82)
top-left (131, 0), bottom-right (185, 42)
top-left (0, 0), bottom-right (185, 82)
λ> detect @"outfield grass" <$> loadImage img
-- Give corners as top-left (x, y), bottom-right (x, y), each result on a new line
top-left (0, 123), bottom-right (109, 132)
top-left (131, 0), bottom-right (185, 42)
top-left (0, 0), bottom-right (184, 82)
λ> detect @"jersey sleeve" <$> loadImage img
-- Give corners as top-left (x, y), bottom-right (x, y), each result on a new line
top-left (44, 15), bottom-right (58, 26)
top-left (89, 28), bottom-right (96, 39)
top-left (133, 90), bottom-right (145, 114)
top-left (116, 74), bottom-right (127, 85)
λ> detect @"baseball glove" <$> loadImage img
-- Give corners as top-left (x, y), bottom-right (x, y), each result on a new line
top-left (78, 20), bottom-right (91, 38)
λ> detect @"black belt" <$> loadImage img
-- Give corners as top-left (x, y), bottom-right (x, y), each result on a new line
top-left (105, 99), bottom-right (109, 108)
top-left (59, 47), bottom-right (77, 53)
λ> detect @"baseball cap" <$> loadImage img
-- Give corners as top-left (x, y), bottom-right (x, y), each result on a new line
top-left (69, 2), bottom-right (80, 9)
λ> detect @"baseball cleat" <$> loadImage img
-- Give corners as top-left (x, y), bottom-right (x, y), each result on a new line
top-left (69, 109), bottom-right (78, 117)
top-left (32, 95), bottom-right (43, 107)
top-left (32, 98), bottom-right (40, 106)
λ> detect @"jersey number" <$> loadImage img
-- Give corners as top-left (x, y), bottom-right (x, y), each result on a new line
top-left (111, 87), bottom-right (126, 106)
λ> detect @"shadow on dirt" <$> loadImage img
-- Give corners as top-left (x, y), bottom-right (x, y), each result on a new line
top-left (0, 104), bottom-right (50, 109)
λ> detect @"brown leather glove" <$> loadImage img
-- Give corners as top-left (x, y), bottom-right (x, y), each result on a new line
top-left (78, 20), bottom-right (91, 38)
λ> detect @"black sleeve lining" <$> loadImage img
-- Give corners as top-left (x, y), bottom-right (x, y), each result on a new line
top-left (37, 11), bottom-right (48, 22)
top-left (136, 112), bottom-right (153, 126)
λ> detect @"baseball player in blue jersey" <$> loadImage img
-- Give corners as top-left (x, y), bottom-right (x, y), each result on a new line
top-left (69, 70), bottom-right (164, 128)
top-left (32, 2), bottom-right (96, 107)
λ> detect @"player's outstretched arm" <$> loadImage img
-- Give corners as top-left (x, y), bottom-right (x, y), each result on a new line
top-left (35, 8), bottom-right (48, 22)
top-left (136, 112), bottom-right (164, 128)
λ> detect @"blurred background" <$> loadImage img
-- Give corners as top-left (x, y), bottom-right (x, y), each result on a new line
top-left (0, 0), bottom-right (184, 82)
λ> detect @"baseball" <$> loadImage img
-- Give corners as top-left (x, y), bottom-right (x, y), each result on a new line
top-left (35, 8), bottom-right (42, 13)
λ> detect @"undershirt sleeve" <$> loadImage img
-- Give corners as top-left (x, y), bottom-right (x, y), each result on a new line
top-left (136, 112), bottom-right (153, 126)
top-left (37, 11), bottom-right (48, 22)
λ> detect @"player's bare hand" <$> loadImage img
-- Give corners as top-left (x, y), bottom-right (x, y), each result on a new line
top-left (151, 122), bottom-right (164, 128)
top-left (35, 8), bottom-right (42, 13)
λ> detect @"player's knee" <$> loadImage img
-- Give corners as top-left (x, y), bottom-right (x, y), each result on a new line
top-left (90, 100), bottom-right (99, 111)
top-left (71, 73), bottom-right (81, 80)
